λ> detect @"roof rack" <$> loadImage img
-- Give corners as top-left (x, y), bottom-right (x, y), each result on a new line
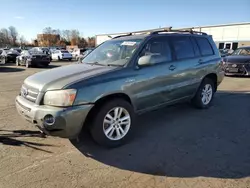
top-left (112, 33), bottom-right (133, 39)
top-left (150, 27), bottom-right (207, 35)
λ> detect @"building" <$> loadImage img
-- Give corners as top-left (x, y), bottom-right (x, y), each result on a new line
top-left (95, 22), bottom-right (250, 50)
top-left (37, 34), bottom-right (60, 47)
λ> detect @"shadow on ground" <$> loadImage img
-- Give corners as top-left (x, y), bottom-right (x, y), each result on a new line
top-left (71, 91), bottom-right (250, 179)
top-left (0, 66), bottom-right (25, 72)
top-left (0, 130), bottom-right (53, 153)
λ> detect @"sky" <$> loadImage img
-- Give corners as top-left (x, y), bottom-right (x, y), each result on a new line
top-left (0, 0), bottom-right (249, 42)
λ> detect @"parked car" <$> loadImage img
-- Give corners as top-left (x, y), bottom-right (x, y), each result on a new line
top-left (15, 29), bottom-right (224, 148)
top-left (71, 48), bottom-right (85, 60)
top-left (222, 46), bottom-right (250, 76)
top-left (16, 50), bottom-right (50, 68)
top-left (0, 49), bottom-right (20, 63)
top-left (51, 50), bottom-right (72, 61)
top-left (77, 49), bottom-right (93, 63)
top-left (0, 50), bottom-right (6, 64)
top-left (10, 48), bottom-right (22, 53)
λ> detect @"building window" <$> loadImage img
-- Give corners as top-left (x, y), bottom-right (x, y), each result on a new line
top-left (232, 42), bottom-right (238, 50)
top-left (219, 43), bottom-right (224, 49)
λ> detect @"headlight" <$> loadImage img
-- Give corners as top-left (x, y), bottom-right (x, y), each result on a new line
top-left (43, 89), bottom-right (77, 107)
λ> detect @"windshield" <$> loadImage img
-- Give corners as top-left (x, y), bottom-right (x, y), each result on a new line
top-left (82, 39), bottom-right (142, 66)
top-left (232, 48), bottom-right (250, 56)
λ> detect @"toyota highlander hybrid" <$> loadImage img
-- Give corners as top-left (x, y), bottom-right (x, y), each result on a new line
top-left (15, 28), bottom-right (224, 148)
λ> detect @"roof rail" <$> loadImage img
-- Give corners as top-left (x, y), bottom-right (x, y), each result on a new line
top-left (112, 33), bottom-right (133, 39)
top-left (150, 27), bottom-right (207, 35)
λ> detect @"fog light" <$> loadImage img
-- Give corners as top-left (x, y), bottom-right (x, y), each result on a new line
top-left (44, 114), bottom-right (55, 125)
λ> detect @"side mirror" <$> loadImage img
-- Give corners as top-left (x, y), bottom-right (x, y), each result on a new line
top-left (138, 55), bottom-right (154, 66)
top-left (138, 54), bottom-right (166, 66)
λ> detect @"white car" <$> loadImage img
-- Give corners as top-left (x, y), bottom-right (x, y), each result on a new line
top-left (51, 50), bottom-right (72, 61)
top-left (71, 48), bottom-right (86, 60)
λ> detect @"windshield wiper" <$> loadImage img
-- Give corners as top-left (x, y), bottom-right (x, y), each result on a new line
top-left (88, 62), bottom-right (105, 66)
top-left (106, 63), bottom-right (123, 67)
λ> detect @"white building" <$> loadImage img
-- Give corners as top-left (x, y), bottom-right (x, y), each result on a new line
top-left (96, 22), bottom-right (250, 50)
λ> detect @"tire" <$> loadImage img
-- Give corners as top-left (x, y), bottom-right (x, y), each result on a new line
top-left (191, 78), bottom-right (215, 109)
top-left (90, 99), bottom-right (135, 148)
top-left (43, 63), bottom-right (49, 67)
top-left (16, 59), bottom-right (19, 66)
top-left (0, 57), bottom-right (6, 64)
top-left (25, 60), bottom-right (29, 68)
top-left (58, 56), bottom-right (61, 61)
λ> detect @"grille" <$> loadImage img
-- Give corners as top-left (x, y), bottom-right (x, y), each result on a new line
top-left (20, 84), bottom-right (39, 103)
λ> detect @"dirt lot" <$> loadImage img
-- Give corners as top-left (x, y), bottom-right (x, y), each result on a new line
top-left (0, 62), bottom-right (250, 188)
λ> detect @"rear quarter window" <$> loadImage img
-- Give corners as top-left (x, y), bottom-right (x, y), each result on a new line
top-left (195, 37), bottom-right (214, 56)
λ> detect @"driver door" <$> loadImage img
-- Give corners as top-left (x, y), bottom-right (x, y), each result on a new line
top-left (129, 36), bottom-right (177, 112)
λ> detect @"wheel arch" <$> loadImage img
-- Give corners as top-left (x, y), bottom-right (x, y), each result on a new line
top-left (203, 73), bottom-right (217, 91)
top-left (83, 92), bottom-right (133, 129)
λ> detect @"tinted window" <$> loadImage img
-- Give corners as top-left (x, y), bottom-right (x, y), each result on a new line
top-left (190, 37), bottom-right (201, 57)
top-left (172, 36), bottom-right (195, 59)
top-left (196, 37), bottom-right (214, 56)
top-left (139, 37), bottom-right (172, 63)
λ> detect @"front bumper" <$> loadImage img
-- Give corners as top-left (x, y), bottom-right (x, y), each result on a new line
top-left (15, 95), bottom-right (93, 139)
top-left (224, 63), bottom-right (250, 76)
top-left (28, 59), bottom-right (50, 65)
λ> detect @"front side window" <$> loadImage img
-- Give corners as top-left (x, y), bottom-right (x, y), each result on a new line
top-left (171, 36), bottom-right (195, 59)
top-left (138, 37), bottom-right (172, 63)
top-left (83, 39), bottom-right (142, 66)
top-left (196, 37), bottom-right (214, 56)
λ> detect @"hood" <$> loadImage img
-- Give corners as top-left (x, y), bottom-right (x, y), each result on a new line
top-left (223, 55), bottom-right (250, 63)
top-left (24, 63), bottom-right (117, 92)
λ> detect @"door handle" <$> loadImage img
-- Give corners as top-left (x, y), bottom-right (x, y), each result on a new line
top-left (169, 65), bottom-right (176, 71)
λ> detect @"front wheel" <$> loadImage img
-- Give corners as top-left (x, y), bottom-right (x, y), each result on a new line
top-left (90, 99), bottom-right (135, 148)
top-left (191, 78), bottom-right (215, 109)
top-left (16, 59), bottom-right (19, 66)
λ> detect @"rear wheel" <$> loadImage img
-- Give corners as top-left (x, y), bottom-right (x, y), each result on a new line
top-left (58, 56), bottom-right (61, 61)
top-left (192, 78), bottom-right (215, 109)
top-left (90, 99), bottom-right (134, 148)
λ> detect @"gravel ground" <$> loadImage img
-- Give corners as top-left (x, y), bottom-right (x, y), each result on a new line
top-left (0, 62), bottom-right (250, 188)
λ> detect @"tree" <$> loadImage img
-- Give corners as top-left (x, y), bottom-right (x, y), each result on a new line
top-left (43, 27), bottom-right (53, 34)
top-left (87, 37), bottom-right (96, 47)
top-left (19, 35), bottom-right (27, 46)
top-left (62, 30), bottom-right (71, 43)
top-left (78, 37), bottom-right (88, 48)
top-left (0, 28), bottom-right (10, 47)
top-left (8, 26), bottom-right (18, 46)
top-left (70, 29), bottom-right (80, 46)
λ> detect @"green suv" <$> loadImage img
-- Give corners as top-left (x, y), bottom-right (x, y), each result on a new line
top-left (15, 29), bottom-right (224, 147)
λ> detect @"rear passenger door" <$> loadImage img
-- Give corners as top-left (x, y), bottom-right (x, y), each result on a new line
top-left (165, 35), bottom-right (202, 100)
top-left (194, 36), bottom-right (216, 78)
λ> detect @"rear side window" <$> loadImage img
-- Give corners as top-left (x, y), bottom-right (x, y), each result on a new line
top-left (190, 37), bottom-right (201, 57)
top-left (196, 37), bottom-right (214, 56)
top-left (171, 36), bottom-right (195, 59)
